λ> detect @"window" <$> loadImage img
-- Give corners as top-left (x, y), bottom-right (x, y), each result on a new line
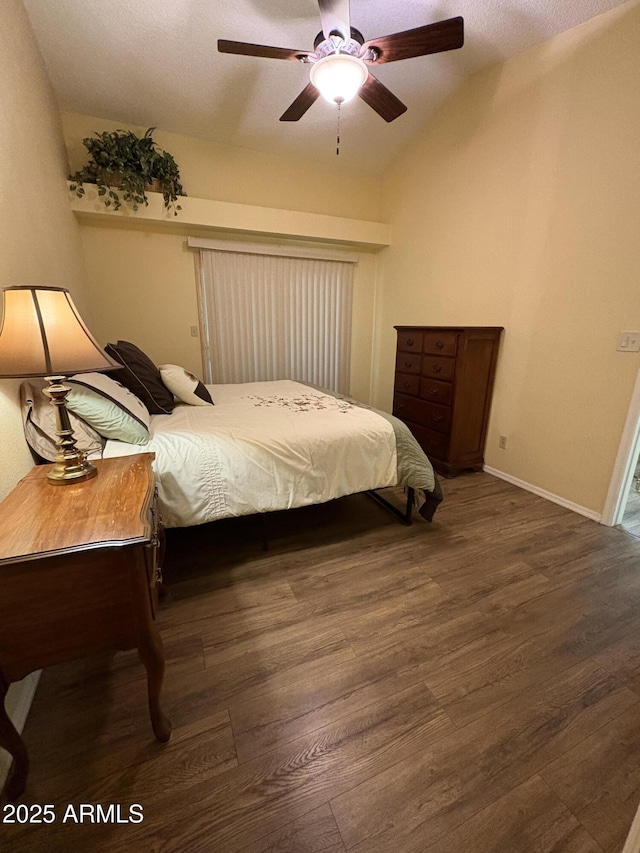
top-left (192, 239), bottom-right (357, 394)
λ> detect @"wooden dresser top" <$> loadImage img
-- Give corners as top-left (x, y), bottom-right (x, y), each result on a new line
top-left (394, 325), bottom-right (504, 332)
top-left (0, 454), bottom-right (155, 564)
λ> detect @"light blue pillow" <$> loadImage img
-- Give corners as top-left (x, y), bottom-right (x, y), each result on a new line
top-left (66, 373), bottom-right (151, 445)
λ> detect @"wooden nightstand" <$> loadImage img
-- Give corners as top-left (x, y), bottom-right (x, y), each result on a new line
top-left (0, 453), bottom-right (171, 801)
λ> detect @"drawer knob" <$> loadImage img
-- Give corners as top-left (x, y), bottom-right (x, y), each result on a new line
top-left (435, 340), bottom-right (444, 349)
top-left (406, 338), bottom-right (414, 346)
top-left (403, 381), bottom-right (410, 388)
top-left (433, 415), bottom-right (444, 423)
top-left (432, 365), bottom-right (442, 373)
top-left (429, 388), bottom-right (438, 395)
top-left (404, 361), bottom-right (412, 368)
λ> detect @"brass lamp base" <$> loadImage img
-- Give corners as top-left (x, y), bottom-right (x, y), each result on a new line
top-left (43, 375), bottom-right (98, 485)
top-left (47, 457), bottom-right (97, 485)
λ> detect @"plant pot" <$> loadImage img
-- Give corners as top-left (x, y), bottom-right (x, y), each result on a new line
top-left (105, 173), bottom-right (162, 193)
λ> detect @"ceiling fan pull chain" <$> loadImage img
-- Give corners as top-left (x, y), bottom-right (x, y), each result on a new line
top-left (336, 96), bottom-right (343, 155)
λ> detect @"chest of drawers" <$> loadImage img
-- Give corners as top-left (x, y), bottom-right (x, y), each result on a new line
top-left (393, 326), bottom-right (503, 477)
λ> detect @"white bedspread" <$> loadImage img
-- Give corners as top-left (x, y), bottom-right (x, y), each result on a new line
top-left (103, 380), bottom-right (398, 527)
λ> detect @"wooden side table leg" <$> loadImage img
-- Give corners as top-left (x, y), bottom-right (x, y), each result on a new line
top-left (137, 623), bottom-right (171, 743)
top-left (0, 672), bottom-right (29, 801)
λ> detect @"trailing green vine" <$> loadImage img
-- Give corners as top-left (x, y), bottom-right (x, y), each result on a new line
top-left (69, 127), bottom-right (186, 215)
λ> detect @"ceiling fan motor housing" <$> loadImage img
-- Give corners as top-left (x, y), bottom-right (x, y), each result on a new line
top-left (313, 27), bottom-right (364, 54)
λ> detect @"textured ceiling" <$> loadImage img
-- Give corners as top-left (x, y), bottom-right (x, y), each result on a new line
top-left (23, 0), bottom-right (629, 174)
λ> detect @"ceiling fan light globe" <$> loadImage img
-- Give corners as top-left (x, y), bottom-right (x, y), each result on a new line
top-left (309, 54), bottom-right (368, 104)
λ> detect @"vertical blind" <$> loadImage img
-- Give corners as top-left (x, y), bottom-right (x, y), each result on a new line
top-left (197, 247), bottom-right (355, 394)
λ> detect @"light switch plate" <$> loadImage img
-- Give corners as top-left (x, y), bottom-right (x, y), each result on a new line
top-left (617, 331), bottom-right (640, 352)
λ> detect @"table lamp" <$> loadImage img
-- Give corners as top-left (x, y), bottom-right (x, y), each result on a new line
top-left (0, 285), bottom-right (119, 484)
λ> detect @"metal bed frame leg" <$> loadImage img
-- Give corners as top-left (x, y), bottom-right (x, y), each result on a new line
top-left (256, 488), bottom-right (413, 550)
top-left (260, 513), bottom-right (269, 551)
top-left (365, 487), bottom-right (414, 526)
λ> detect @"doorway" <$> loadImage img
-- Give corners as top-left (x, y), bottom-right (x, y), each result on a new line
top-left (602, 365), bottom-right (640, 533)
top-left (620, 451), bottom-right (640, 539)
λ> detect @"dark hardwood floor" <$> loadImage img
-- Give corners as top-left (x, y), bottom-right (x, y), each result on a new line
top-left (4, 473), bottom-right (640, 853)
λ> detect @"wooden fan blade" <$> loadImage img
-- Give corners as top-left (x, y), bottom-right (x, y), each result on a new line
top-left (280, 83), bottom-right (320, 121)
top-left (217, 40), bottom-right (312, 62)
top-left (363, 16), bottom-right (464, 64)
top-left (358, 73), bottom-right (407, 122)
top-left (318, 0), bottom-right (351, 42)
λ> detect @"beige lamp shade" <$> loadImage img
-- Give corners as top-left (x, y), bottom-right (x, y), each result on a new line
top-left (0, 286), bottom-right (118, 378)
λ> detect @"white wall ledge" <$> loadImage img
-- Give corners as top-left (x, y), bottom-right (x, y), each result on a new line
top-left (69, 183), bottom-right (390, 248)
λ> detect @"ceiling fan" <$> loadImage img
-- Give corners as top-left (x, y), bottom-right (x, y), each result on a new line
top-left (218, 0), bottom-right (464, 123)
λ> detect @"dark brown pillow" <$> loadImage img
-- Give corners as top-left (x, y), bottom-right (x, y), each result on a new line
top-left (104, 341), bottom-right (175, 414)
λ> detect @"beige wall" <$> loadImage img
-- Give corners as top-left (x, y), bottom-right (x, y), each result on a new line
top-left (58, 4), bottom-right (640, 514)
top-left (77, 221), bottom-right (380, 404)
top-left (62, 112), bottom-right (381, 221)
top-left (0, 0), bottom-right (90, 501)
top-left (373, 1), bottom-right (640, 515)
top-left (78, 223), bottom-right (203, 374)
top-left (65, 113), bottom-right (383, 405)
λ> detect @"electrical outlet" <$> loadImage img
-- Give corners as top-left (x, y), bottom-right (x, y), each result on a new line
top-left (190, 325), bottom-right (199, 337)
top-left (498, 435), bottom-right (508, 449)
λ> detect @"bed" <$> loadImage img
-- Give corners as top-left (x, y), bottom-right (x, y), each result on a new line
top-left (101, 379), bottom-right (442, 529)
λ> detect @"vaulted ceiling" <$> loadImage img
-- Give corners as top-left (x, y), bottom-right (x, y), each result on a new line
top-left (24, 0), bottom-right (629, 173)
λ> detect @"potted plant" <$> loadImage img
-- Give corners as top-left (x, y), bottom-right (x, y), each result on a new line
top-left (69, 127), bottom-right (186, 215)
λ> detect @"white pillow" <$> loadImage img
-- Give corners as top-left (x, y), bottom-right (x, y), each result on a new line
top-left (159, 364), bottom-right (213, 407)
top-left (66, 373), bottom-right (151, 445)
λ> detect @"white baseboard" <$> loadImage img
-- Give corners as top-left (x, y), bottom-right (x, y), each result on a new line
top-left (483, 465), bottom-right (602, 522)
top-left (0, 670), bottom-right (41, 787)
